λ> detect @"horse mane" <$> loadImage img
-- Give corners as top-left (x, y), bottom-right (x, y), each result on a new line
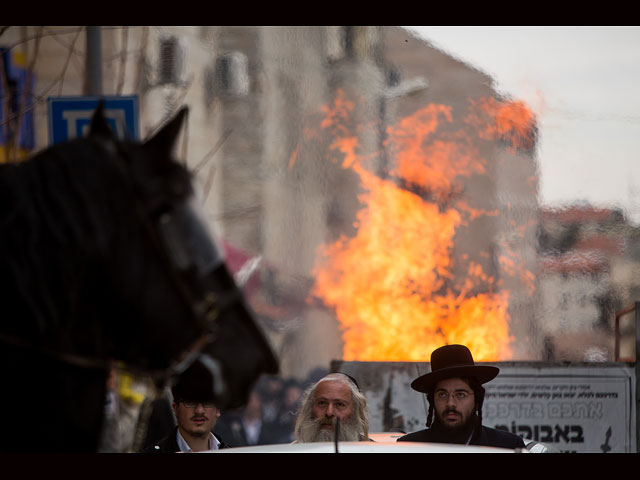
top-left (0, 140), bottom-right (128, 337)
top-left (0, 131), bottom-right (192, 353)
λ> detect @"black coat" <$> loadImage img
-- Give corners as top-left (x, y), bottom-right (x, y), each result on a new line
top-left (143, 427), bottom-right (230, 453)
top-left (213, 414), bottom-right (289, 447)
top-left (397, 425), bottom-right (526, 450)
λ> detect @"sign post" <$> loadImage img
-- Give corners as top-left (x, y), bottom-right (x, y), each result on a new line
top-left (47, 95), bottom-right (139, 145)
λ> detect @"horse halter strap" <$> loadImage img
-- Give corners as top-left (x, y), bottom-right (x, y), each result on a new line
top-left (112, 140), bottom-right (231, 389)
top-left (0, 329), bottom-right (112, 371)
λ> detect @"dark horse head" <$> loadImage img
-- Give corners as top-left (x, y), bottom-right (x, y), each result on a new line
top-left (0, 104), bottom-right (278, 452)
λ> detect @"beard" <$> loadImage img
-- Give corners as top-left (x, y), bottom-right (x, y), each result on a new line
top-left (297, 414), bottom-right (362, 443)
top-left (432, 408), bottom-right (478, 443)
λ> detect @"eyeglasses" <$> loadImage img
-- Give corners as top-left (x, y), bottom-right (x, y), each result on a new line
top-left (434, 390), bottom-right (473, 401)
top-left (180, 401), bottom-right (216, 408)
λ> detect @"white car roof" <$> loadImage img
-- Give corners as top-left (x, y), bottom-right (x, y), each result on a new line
top-left (201, 440), bottom-right (527, 453)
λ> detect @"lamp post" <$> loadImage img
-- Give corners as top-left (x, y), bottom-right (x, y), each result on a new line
top-left (86, 26), bottom-right (102, 96)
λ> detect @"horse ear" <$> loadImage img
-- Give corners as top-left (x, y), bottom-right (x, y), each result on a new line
top-left (88, 101), bottom-right (115, 138)
top-left (143, 107), bottom-right (189, 155)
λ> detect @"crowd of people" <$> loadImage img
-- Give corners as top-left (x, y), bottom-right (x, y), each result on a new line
top-left (211, 374), bottom-right (312, 447)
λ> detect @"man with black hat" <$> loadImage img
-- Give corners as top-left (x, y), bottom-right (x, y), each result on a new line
top-left (143, 360), bottom-right (230, 452)
top-left (397, 344), bottom-right (525, 449)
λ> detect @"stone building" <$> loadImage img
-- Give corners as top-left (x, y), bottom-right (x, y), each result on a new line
top-left (537, 205), bottom-right (640, 361)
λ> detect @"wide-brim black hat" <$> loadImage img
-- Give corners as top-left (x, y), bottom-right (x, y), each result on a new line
top-left (171, 359), bottom-right (216, 402)
top-left (411, 344), bottom-right (499, 393)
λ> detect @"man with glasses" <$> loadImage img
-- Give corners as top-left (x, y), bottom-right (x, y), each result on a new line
top-left (397, 344), bottom-right (525, 449)
top-left (144, 361), bottom-right (230, 452)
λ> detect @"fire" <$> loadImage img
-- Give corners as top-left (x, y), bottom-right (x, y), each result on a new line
top-left (465, 97), bottom-right (537, 152)
top-left (298, 90), bottom-right (536, 362)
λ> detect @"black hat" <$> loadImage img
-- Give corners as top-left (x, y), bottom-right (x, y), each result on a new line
top-left (411, 344), bottom-right (499, 393)
top-left (171, 359), bottom-right (216, 403)
top-left (335, 372), bottom-right (361, 391)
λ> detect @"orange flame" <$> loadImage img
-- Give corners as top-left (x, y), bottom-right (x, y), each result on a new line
top-left (465, 97), bottom-right (537, 152)
top-left (298, 90), bottom-right (536, 362)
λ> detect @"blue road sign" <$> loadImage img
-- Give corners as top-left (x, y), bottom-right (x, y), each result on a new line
top-left (47, 95), bottom-right (139, 145)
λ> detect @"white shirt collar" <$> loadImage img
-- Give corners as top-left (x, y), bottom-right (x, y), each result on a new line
top-left (176, 429), bottom-right (220, 452)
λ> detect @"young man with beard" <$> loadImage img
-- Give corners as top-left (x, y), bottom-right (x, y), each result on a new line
top-left (293, 373), bottom-right (371, 443)
top-left (397, 344), bottom-right (525, 449)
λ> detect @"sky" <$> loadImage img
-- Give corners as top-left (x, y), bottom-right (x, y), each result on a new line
top-left (404, 26), bottom-right (640, 224)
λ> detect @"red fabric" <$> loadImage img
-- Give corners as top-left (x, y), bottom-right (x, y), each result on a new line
top-left (220, 240), bottom-right (261, 296)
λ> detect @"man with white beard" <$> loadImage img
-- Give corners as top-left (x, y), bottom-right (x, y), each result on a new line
top-left (293, 373), bottom-right (370, 443)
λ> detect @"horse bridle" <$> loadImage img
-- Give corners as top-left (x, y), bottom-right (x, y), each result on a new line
top-left (112, 138), bottom-right (238, 396)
